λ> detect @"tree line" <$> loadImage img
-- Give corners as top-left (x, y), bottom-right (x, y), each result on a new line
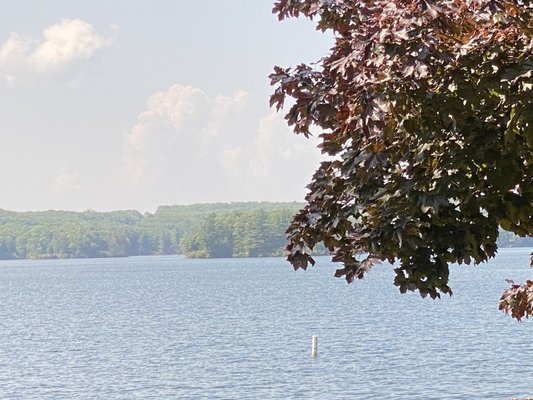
top-left (0, 202), bottom-right (529, 261)
top-left (0, 203), bottom-right (304, 260)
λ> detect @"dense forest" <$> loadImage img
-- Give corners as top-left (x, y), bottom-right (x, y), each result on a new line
top-left (0, 202), bottom-right (307, 260)
top-left (0, 202), bottom-right (530, 260)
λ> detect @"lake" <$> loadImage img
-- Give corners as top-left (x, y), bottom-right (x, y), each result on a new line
top-left (0, 248), bottom-right (532, 399)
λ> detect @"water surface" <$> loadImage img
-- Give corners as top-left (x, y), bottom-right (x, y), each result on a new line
top-left (1, 249), bottom-right (532, 399)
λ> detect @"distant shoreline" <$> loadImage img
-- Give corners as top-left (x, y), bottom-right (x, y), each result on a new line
top-left (1, 247), bottom-right (531, 263)
top-left (0, 203), bottom-right (530, 261)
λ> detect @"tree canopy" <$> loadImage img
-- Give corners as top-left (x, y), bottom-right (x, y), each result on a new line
top-left (270, 0), bottom-right (533, 319)
top-left (179, 207), bottom-right (320, 258)
top-left (0, 203), bottom-right (307, 261)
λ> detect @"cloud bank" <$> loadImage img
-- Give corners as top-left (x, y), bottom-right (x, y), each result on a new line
top-left (120, 83), bottom-right (322, 207)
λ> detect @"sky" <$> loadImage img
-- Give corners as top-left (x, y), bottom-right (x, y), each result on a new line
top-left (0, 1), bottom-right (332, 212)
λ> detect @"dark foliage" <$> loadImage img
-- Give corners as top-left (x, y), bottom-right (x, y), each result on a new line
top-left (270, 0), bottom-right (533, 319)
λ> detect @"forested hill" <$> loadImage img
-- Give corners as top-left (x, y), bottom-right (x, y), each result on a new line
top-left (0, 202), bottom-right (307, 260)
top-left (0, 202), bottom-right (530, 261)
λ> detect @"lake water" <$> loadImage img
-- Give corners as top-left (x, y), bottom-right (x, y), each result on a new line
top-left (1, 248), bottom-right (532, 399)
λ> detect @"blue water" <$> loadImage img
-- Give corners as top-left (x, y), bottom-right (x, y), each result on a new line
top-left (0, 248), bottom-right (532, 399)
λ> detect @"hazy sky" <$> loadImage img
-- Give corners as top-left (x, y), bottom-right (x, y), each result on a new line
top-left (0, 1), bottom-right (332, 212)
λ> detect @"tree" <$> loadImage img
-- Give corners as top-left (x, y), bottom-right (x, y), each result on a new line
top-left (270, 0), bottom-right (533, 319)
top-left (180, 214), bottom-right (234, 258)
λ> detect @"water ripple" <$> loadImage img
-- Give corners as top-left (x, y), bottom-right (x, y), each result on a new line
top-left (0, 250), bottom-right (532, 399)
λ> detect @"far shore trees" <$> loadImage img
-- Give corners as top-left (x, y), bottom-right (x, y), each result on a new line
top-left (270, 1), bottom-right (533, 319)
top-left (0, 203), bottom-right (309, 260)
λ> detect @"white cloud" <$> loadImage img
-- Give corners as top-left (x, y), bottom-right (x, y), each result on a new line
top-left (249, 111), bottom-right (278, 176)
top-left (0, 18), bottom-right (113, 84)
top-left (32, 19), bottom-right (111, 71)
top-left (119, 83), bottom-right (322, 206)
top-left (121, 84), bottom-right (211, 185)
top-left (201, 90), bottom-right (248, 143)
top-left (0, 34), bottom-right (32, 62)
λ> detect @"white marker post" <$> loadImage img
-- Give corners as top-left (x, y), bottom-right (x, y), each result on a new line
top-left (311, 335), bottom-right (318, 357)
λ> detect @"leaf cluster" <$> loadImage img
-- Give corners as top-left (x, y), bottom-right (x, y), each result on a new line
top-left (271, 0), bottom-right (533, 312)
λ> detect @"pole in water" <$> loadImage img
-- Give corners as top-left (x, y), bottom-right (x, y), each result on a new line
top-left (311, 335), bottom-right (318, 357)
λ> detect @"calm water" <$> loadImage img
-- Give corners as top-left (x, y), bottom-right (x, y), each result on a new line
top-left (0, 248), bottom-right (532, 399)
